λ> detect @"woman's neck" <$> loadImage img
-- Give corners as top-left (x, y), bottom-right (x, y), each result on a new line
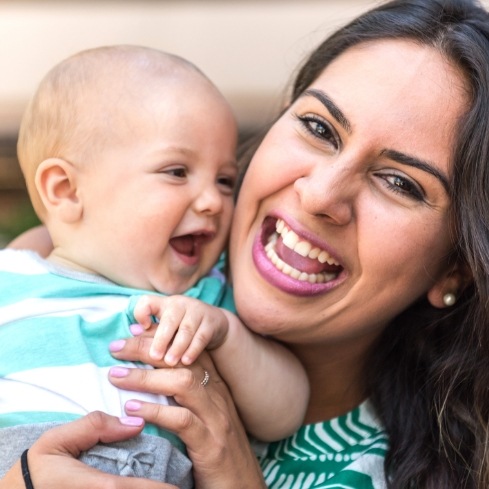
top-left (288, 340), bottom-right (372, 424)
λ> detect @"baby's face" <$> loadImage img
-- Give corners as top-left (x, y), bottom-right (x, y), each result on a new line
top-left (75, 76), bottom-right (238, 294)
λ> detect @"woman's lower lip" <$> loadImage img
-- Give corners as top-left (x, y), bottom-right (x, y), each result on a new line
top-left (251, 230), bottom-right (337, 297)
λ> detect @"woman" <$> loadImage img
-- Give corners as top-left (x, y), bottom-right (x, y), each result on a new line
top-left (3, 0), bottom-right (489, 487)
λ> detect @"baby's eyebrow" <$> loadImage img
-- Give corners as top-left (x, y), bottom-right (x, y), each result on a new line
top-left (301, 88), bottom-right (352, 135)
top-left (381, 148), bottom-right (450, 193)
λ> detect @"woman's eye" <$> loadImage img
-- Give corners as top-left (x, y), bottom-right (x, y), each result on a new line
top-left (298, 114), bottom-right (339, 149)
top-left (380, 173), bottom-right (425, 201)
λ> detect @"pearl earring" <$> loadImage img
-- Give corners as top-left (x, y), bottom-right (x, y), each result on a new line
top-left (443, 293), bottom-right (456, 307)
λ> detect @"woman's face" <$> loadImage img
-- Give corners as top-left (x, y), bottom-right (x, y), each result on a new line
top-left (230, 40), bottom-right (468, 348)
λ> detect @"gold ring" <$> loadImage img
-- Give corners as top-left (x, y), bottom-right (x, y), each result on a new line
top-left (200, 370), bottom-right (210, 387)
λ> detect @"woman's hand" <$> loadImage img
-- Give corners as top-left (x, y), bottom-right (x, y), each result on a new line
top-left (0, 411), bottom-right (176, 489)
top-left (109, 334), bottom-right (267, 489)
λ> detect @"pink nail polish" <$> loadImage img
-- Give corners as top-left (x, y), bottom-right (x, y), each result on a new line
top-left (129, 324), bottom-right (144, 336)
top-left (125, 400), bottom-right (142, 411)
top-left (109, 366), bottom-right (130, 377)
top-left (120, 416), bottom-right (144, 427)
top-left (109, 340), bottom-right (126, 352)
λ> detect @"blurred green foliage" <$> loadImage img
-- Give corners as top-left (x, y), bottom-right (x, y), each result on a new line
top-left (0, 194), bottom-right (40, 247)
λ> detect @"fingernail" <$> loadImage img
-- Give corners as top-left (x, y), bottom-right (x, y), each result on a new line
top-left (109, 340), bottom-right (126, 352)
top-left (164, 353), bottom-right (177, 365)
top-left (149, 347), bottom-right (163, 361)
top-left (182, 355), bottom-right (192, 365)
top-left (129, 324), bottom-right (144, 336)
top-left (109, 366), bottom-right (130, 378)
top-left (125, 400), bottom-right (142, 411)
top-left (120, 416), bottom-right (144, 427)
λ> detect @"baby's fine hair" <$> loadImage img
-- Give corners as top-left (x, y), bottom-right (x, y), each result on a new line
top-left (17, 45), bottom-right (207, 217)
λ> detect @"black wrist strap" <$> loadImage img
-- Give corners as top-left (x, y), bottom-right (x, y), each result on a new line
top-left (20, 449), bottom-right (35, 489)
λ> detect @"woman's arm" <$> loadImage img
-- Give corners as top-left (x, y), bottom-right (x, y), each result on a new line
top-left (0, 412), bottom-right (175, 489)
top-left (109, 336), bottom-right (268, 489)
top-left (7, 225), bottom-right (52, 257)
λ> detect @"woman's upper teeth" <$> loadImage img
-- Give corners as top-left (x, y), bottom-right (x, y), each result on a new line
top-left (276, 219), bottom-right (340, 266)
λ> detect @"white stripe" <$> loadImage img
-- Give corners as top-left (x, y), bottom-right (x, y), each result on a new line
top-left (291, 472), bottom-right (305, 489)
top-left (321, 484), bottom-right (352, 489)
top-left (282, 434), bottom-right (300, 459)
top-left (345, 410), bottom-right (372, 439)
top-left (0, 363), bottom-right (169, 417)
top-left (330, 418), bottom-right (356, 447)
top-left (289, 429), bottom-right (318, 459)
top-left (0, 296), bottom-right (130, 325)
top-left (342, 452), bottom-right (387, 489)
top-left (0, 250), bottom-right (48, 275)
top-left (303, 424), bottom-right (331, 456)
top-left (302, 473), bottom-right (316, 488)
top-left (358, 400), bottom-right (383, 430)
top-left (314, 422), bottom-right (344, 452)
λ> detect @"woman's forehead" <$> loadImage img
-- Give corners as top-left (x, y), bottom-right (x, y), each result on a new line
top-left (300, 39), bottom-right (469, 169)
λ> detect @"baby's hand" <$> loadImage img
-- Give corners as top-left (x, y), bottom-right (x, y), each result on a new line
top-left (133, 295), bottom-right (229, 366)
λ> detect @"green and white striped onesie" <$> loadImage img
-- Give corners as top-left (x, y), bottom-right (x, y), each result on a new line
top-left (0, 249), bottom-right (234, 484)
top-left (258, 400), bottom-right (388, 488)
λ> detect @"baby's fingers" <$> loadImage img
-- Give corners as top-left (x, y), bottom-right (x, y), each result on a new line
top-left (133, 295), bottom-right (157, 330)
top-left (179, 325), bottom-right (215, 365)
top-left (149, 308), bottom-right (185, 361)
top-left (164, 317), bottom-right (212, 366)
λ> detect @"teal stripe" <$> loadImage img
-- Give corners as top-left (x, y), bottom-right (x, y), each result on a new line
top-left (0, 313), bottom-right (134, 374)
top-left (0, 411), bottom-right (81, 426)
top-left (0, 271), bottom-right (137, 303)
top-left (1, 264), bottom-right (231, 306)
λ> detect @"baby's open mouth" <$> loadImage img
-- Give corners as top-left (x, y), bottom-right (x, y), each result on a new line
top-left (262, 217), bottom-right (343, 284)
top-left (170, 233), bottom-right (213, 257)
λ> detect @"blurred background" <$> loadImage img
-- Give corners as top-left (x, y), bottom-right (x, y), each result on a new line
top-left (0, 0), bottom-right (431, 245)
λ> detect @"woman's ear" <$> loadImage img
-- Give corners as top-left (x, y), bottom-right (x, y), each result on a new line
top-left (427, 260), bottom-right (472, 309)
top-left (35, 158), bottom-right (83, 223)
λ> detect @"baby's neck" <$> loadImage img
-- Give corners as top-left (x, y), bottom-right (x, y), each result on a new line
top-left (47, 249), bottom-right (101, 278)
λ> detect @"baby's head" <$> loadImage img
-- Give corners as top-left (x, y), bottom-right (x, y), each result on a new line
top-left (18, 45), bottom-right (238, 294)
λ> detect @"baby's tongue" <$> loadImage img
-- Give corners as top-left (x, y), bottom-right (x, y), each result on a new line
top-left (170, 235), bottom-right (195, 256)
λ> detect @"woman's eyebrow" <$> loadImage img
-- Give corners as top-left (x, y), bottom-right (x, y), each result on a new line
top-left (301, 88), bottom-right (450, 193)
top-left (381, 149), bottom-right (450, 193)
top-left (302, 88), bottom-right (352, 134)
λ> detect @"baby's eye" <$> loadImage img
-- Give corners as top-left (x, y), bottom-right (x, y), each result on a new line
top-left (164, 167), bottom-right (187, 178)
top-left (298, 114), bottom-right (339, 149)
top-left (217, 175), bottom-right (236, 195)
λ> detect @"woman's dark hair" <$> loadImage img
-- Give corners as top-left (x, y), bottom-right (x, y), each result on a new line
top-left (239, 1), bottom-right (489, 487)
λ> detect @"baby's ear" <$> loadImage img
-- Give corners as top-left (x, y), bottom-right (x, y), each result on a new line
top-left (35, 158), bottom-right (83, 223)
top-left (427, 259), bottom-right (472, 309)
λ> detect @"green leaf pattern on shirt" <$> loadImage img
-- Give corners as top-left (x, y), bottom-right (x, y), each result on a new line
top-left (259, 401), bottom-right (388, 489)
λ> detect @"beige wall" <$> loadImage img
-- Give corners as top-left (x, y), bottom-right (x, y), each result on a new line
top-left (3, 0), bottom-right (489, 135)
top-left (0, 0), bottom-right (378, 134)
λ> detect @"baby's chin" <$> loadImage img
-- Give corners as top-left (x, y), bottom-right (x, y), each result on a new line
top-left (149, 271), bottom-right (208, 296)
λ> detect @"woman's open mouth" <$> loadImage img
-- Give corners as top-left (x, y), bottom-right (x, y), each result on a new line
top-left (252, 216), bottom-right (344, 296)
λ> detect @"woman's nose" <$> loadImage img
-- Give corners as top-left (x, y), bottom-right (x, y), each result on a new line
top-left (192, 185), bottom-right (224, 216)
top-left (293, 162), bottom-right (355, 225)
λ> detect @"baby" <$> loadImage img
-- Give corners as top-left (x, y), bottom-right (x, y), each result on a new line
top-left (0, 45), bottom-right (308, 486)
